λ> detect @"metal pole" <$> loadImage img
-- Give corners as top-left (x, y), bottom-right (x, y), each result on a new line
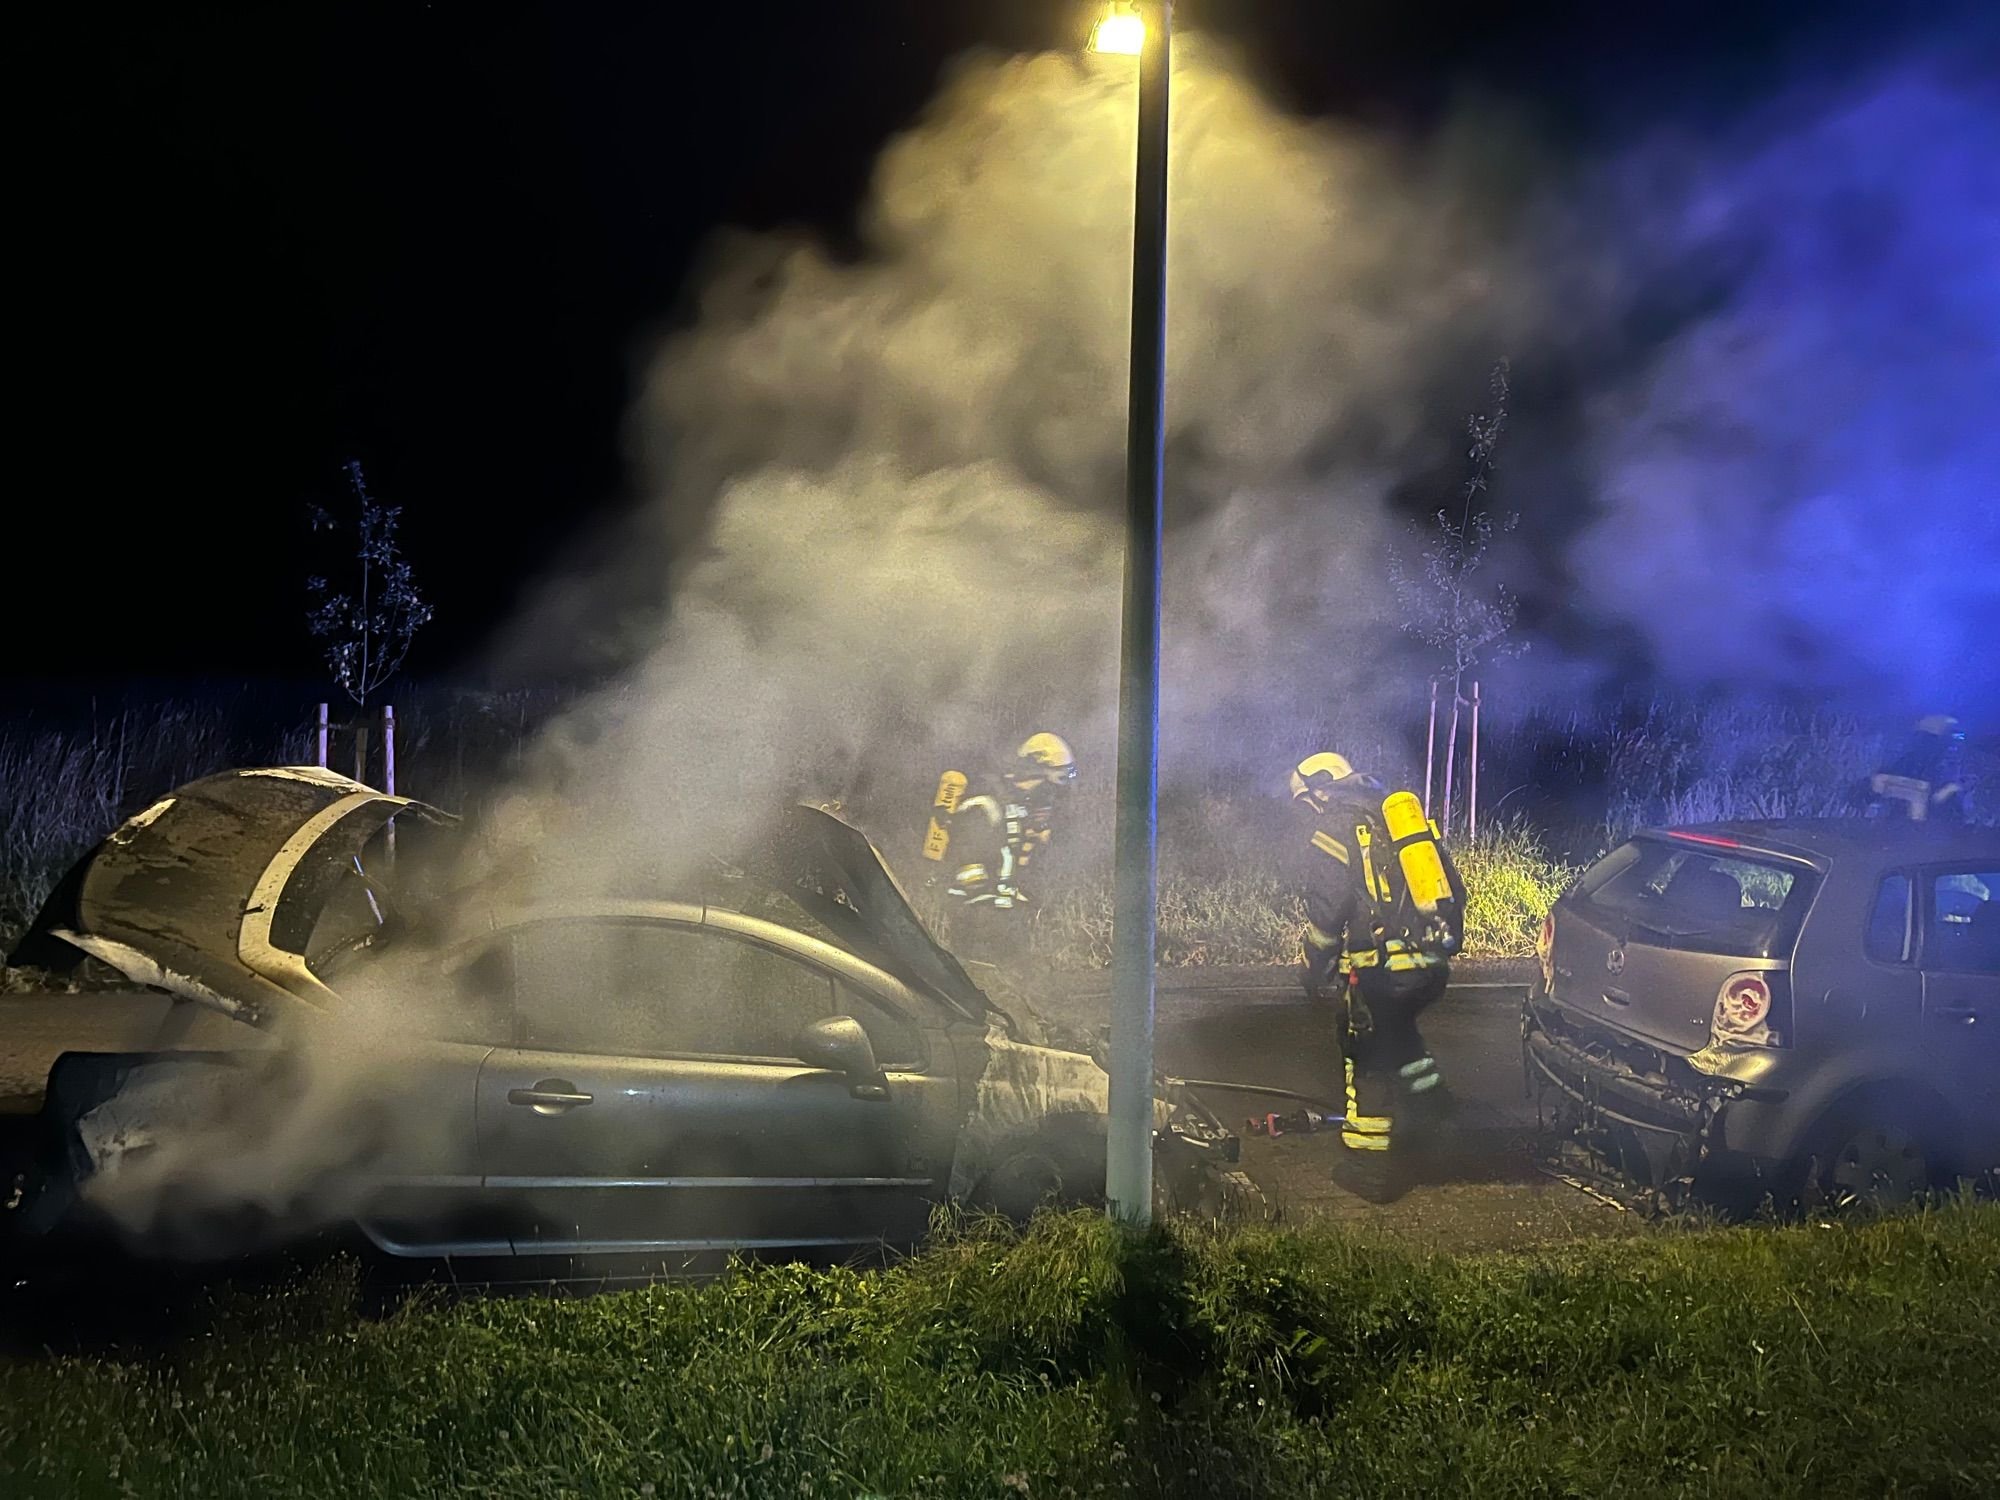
top-left (1423, 680), bottom-right (1438, 816)
top-left (1442, 685), bottom-right (1460, 836)
top-left (383, 704), bottom-right (398, 864)
top-left (1106, 0), bottom-right (1170, 1227)
top-left (382, 704), bottom-right (397, 798)
top-left (1468, 681), bottom-right (1481, 840)
top-left (316, 702), bottom-right (329, 768)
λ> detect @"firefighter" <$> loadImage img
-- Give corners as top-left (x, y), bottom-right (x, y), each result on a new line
top-left (1868, 715), bottom-right (1968, 822)
top-left (1288, 751), bottom-right (1467, 1204)
top-left (922, 732), bottom-right (1077, 964)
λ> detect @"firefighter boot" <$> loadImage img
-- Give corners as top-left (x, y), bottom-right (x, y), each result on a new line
top-left (1394, 1056), bottom-right (1455, 1181)
top-left (1334, 1057), bottom-right (1405, 1204)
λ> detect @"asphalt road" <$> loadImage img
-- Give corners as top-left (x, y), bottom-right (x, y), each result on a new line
top-left (1152, 977), bottom-right (1537, 1129)
top-left (0, 990), bottom-right (253, 1113)
top-left (1058, 966), bottom-right (1637, 1249)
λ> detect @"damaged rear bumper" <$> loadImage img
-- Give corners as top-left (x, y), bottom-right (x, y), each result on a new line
top-left (1521, 994), bottom-right (1786, 1198)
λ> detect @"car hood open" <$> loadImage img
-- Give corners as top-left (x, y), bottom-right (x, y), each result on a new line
top-left (8, 767), bottom-right (456, 1027)
top-left (744, 805), bottom-right (1002, 1025)
top-left (9, 775), bottom-right (993, 1032)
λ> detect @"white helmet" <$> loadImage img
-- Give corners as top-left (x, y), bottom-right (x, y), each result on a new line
top-left (1288, 751), bottom-right (1356, 810)
top-left (1013, 731), bottom-right (1078, 791)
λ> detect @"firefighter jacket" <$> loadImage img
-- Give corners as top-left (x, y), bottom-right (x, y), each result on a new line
top-left (1871, 729), bottom-right (1968, 821)
top-left (938, 781), bottom-right (1054, 909)
top-left (1292, 787), bottom-right (1458, 982)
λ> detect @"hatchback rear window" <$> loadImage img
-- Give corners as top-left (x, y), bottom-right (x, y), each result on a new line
top-left (1575, 837), bottom-right (1819, 958)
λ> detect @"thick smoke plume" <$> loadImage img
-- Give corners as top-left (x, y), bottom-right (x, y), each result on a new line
top-left (1573, 54), bottom-right (2000, 712)
top-left (502, 24), bottom-right (1996, 886)
top-left (500, 39), bottom-right (1519, 885)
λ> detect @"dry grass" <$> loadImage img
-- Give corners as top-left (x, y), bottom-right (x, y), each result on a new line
top-left (1023, 821), bottom-right (1575, 969)
top-left (0, 707), bottom-right (244, 985)
top-left (3, 691), bottom-right (1982, 983)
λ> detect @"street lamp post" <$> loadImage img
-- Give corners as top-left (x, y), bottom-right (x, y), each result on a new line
top-left (1092, 0), bottom-right (1171, 1226)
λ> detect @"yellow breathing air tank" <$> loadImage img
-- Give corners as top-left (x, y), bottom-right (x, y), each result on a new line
top-left (923, 771), bottom-right (968, 861)
top-left (1382, 790), bottom-right (1451, 912)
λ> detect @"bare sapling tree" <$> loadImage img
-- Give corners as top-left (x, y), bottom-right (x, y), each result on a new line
top-left (1391, 359), bottom-right (1524, 833)
top-left (306, 459), bottom-right (433, 718)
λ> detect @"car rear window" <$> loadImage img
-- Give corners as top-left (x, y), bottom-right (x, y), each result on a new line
top-left (1575, 837), bottom-right (1819, 958)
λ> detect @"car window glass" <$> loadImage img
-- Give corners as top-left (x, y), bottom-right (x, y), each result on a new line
top-left (1928, 871), bottom-right (1999, 975)
top-left (511, 921), bottom-right (835, 1057)
top-left (300, 816), bottom-right (460, 968)
top-left (1579, 839), bottom-right (1813, 956)
top-left (837, 981), bottom-right (920, 1069)
top-left (1865, 875), bottom-right (1913, 965)
top-left (438, 941), bottom-right (513, 1042)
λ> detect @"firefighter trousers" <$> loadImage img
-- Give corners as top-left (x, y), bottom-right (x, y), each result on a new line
top-left (1338, 965), bottom-right (1451, 1157)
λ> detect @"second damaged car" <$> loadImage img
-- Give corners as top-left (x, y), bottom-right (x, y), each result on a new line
top-left (1, 768), bottom-right (1250, 1270)
top-left (1524, 820), bottom-right (1999, 1212)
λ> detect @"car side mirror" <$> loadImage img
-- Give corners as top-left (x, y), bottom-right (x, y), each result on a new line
top-left (796, 1015), bottom-right (890, 1101)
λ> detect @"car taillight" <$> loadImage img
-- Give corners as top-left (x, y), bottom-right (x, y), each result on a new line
top-left (1712, 970), bottom-right (1790, 1047)
top-left (1536, 912), bottom-right (1555, 990)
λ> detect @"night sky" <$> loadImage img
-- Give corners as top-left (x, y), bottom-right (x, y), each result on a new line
top-left (18, 0), bottom-right (1966, 688)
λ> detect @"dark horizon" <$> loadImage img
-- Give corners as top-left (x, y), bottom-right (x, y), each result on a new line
top-left (21, 0), bottom-right (1991, 695)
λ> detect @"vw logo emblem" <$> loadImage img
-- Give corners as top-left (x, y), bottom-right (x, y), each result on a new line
top-left (1606, 947), bottom-right (1626, 975)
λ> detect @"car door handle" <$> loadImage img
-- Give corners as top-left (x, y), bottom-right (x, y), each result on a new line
top-left (1931, 1006), bottom-right (1979, 1023)
top-left (508, 1080), bottom-right (594, 1111)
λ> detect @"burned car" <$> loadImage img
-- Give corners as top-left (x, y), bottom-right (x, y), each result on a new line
top-left (2, 768), bottom-right (1247, 1266)
top-left (1524, 820), bottom-right (1999, 1210)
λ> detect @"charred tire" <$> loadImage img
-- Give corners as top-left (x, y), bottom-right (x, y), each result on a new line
top-left (1177, 1167), bottom-right (1265, 1222)
top-left (972, 1121), bottom-right (1107, 1224)
top-left (1800, 1096), bottom-right (1944, 1212)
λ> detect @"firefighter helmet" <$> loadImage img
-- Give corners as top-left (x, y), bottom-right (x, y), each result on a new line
top-left (1289, 751), bottom-right (1355, 810)
top-left (1013, 732), bottom-right (1077, 790)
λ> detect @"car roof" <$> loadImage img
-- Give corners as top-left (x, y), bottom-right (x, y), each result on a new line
top-left (1642, 818), bottom-right (1998, 864)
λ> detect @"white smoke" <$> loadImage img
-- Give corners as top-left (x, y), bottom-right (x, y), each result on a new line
top-left (1568, 54), bottom-right (2000, 714)
top-left (498, 23), bottom-right (1999, 891)
top-left (497, 38), bottom-right (1514, 881)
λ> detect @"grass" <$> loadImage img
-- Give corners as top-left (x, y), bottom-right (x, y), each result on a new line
top-left (3, 1203), bottom-right (1996, 1498)
top-left (1022, 819), bottom-right (1576, 968)
top-left (1456, 823), bottom-right (1580, 957)
top-left (1598, 701), bottom-right (1894, 844)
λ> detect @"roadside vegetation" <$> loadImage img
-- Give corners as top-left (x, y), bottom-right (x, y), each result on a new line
top-left (1024, 821), bottom-right (1575, 967)
top-left (1, 689), bottom-right (1987, 982)
top-left (4, 1202), bottom-right (1996, 1498)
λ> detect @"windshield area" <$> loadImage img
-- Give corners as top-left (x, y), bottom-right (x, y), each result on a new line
top-left (689, 865), bottom-right (990, 1026)
top-left (303, 814), bottom-right (466, 976)
top-left (1577, 837), bottom-right (1818, 957)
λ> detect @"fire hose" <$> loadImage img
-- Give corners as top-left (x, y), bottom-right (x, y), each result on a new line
top-left (1173, 1077), bottom-right (1349, 1137)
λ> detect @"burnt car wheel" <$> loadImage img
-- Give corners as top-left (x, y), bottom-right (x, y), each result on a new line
top-left (973, 1124), bottom-right (1107, 1223)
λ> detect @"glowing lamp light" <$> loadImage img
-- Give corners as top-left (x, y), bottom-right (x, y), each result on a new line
top-left (1089, 2), bottom-right (1144, 55)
